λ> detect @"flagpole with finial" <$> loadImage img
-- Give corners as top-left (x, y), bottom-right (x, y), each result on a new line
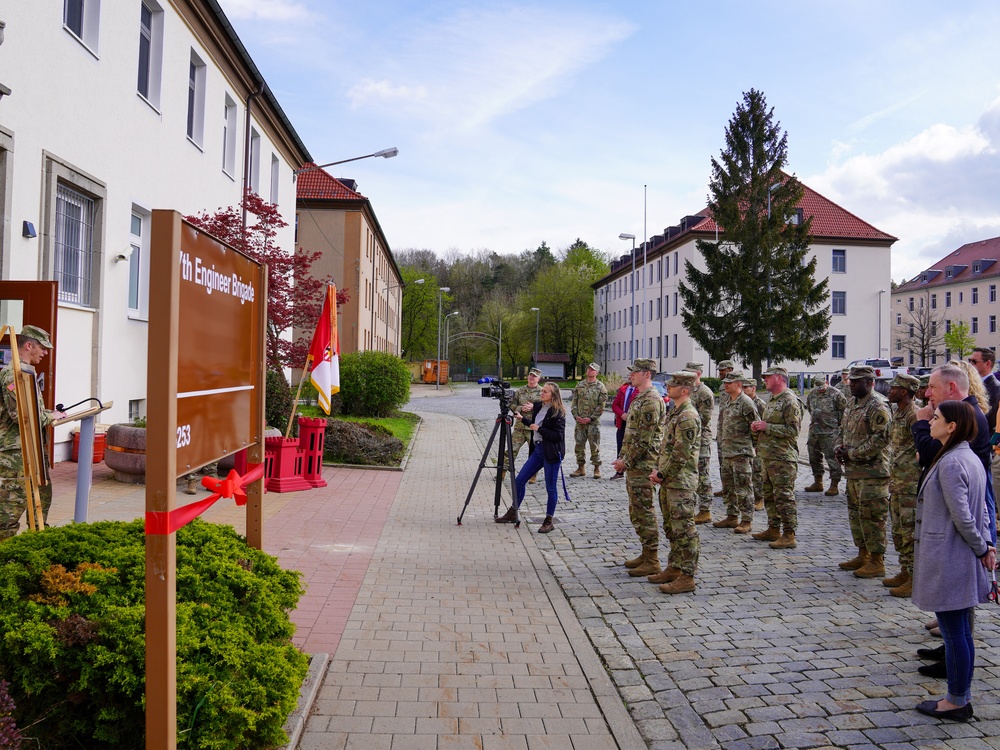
top-left (286, 283), bottom-right (338, 438)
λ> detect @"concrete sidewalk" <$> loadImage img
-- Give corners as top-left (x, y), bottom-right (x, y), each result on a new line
top-left (299, 410), bottom-right (643, 749)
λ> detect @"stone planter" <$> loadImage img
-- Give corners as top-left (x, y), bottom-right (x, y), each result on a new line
top-left (104, 424), bottom-right (146, 484)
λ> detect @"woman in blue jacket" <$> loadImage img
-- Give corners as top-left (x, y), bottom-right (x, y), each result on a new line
top-left (912, 399), bottom-right (997, 721)
top-left (496, 381), bottom-right (566, 533)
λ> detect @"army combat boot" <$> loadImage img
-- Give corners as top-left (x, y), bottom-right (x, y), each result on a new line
top-left (647, 566), bottom-right (681, 584)
top-left (825, 480), bottom-right (840, 496)
top-left (890, 577), bottom-right (913, 598)
top-left (854, 553), bottom-right (885, 579)
top-left (659, 574), bottom-right (696, 594)
top-left (593, 466), bottom-right (602, 479)
top-left (882, 569), bottom-right (909, 588)
top-left (570, 463), bottom-right (586, 477)
top-left (804, 477), bottom-right (824, 492)
top-left (693, 510), bottom-right (712, 524)
top-left (752, 525), bottom-right (780, 542)
top-left (712, 515), bottom-right (739, 528)
top-left (839, 548), bottom-right (868, 571)
top-left (184, 475), bottom-right (198, 495)
top-left (769, 530), bottom-right (797, 549)
top-left (628, 548), bottom-right (661, 577)
top-left (623, 550), bottom-right (645, 569)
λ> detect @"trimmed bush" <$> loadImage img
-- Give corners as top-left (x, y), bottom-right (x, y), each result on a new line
top-left (701, 376), bottom-right (722, 393)
top-left (265, 368), bottom-right (294, 430)
top-left (0, 520), bottom-right (307, 749)
top-left (324, 419), bottom-right (404, 466)
top-left (339, 351), bottom-right (411, 417)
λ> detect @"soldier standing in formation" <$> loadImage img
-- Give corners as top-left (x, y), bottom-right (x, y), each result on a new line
top-left (744, 378), bottom-right (766, 510)
top-left (613, 359), bottom-right (665, 578)
top-left (713, 359), bottom-right (735, 497)
top-left (571, 363), bottom-right (608, 479)
top-left (751, 366), bottom-right (801, 549)
top-left (835, 365), bottom-right (892, 579)
top-left (884, 373), bottom-right (920, 597)
top-left (649, 371), bottom-right (702, 594)
top-left (507, 368), bottom-right (544, 483)
top-left (686, 362), bottom-right (716, 524)
top-left (715, 372), bottom-right (759, 533)
top-left (1, 326), bottom-right (65, 540)
top-left (834, 368), bottom-right (852, 400)
top-left (805, 375), bottom-right (847, 496)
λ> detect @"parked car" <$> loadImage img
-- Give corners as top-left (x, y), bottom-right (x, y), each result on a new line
top-left (846, 358), bottom-right (902, 396)
top-left (650, 373), bottom-right (673, 409)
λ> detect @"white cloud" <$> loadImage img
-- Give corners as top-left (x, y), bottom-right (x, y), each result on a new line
top-left (344, 6), bottom-right (635, 135)
top-left (809, 96), bottom-right (1000, 283)
top-left (223, 0), bottom-right (312, 22)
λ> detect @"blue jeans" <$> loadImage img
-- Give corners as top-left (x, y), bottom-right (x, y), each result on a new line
top-left (936, 608), bottom-right (975, 706)
top-left (515, 445), bottom-right (560, 517)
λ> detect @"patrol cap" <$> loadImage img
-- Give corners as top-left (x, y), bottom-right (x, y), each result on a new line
top-left (918, 374), bottom-right (931, 388)
top-left (666, 370), bottom-right (697, 388)
top-left (742, 378), bottom-right (758, 388)
top-left (528, 368), bottom-right (543, 378)
top-left (627, 358), bottom-right (657, 373)
top-left (890, 373), bottom-right (920, 392)
top-left (684, 361), bottom-right (704, 372)
top-left (722, 371), bottom-right (744, 384)
top-left (18, 325), bottom-right (53, 349)
top-left (718, 359), bottom-right (735, 370)
top-left (810, 375), bottom-right (826, 387)
top-left (586, 362), bottom-right (601, 373)
top-left (763, 365), bottom-right (788, 377)
top-left (849, 365), bottom-right (875, 380)
top-left (841, 368), bottom-right (850, 375)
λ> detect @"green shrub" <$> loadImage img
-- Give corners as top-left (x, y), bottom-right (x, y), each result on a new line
top-left (701, 376), bottom-right (722, 393)
top-left (324, 419), bottom-right (404, 466)
top-left (265, 369), bottom-right (294, 431)
top-left (0, 520), bottom-right (307, 749)
top-left (339, 351), bottom-right (411, 417)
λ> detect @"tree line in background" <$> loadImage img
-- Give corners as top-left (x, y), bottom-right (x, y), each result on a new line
top-left (397, 240), bottom-right (609, 379)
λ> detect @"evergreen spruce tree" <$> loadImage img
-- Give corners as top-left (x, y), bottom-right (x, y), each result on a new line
top-left (679, 89), bottom-right (829, 380)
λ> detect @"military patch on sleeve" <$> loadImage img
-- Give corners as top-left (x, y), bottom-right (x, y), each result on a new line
top-left (684, 428), bottom-right (696, 442)
top-left (871, 409), bottom-right (889, 430)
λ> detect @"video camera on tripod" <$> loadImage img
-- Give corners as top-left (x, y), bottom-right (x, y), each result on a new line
top-left (479, 377), bottom-right (515, 409)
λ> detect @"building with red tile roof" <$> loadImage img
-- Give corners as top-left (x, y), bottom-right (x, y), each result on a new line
top-left (593, 180), bottom-right (897, 377)
top-left (892, 236), bottom-right (1000, 366)
top-left (296, 164), bottom-right (403, 360)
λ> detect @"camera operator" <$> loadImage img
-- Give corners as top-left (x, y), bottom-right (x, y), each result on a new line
top-left (505, 368), bottom-right (544, 483)
top-left (496, 382), bottom-right (566, 533)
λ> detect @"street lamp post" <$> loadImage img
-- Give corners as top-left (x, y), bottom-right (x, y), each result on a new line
top-left (619, 233), bottom-right (636, 361)
top-left (878, 289), bottom-right (887, 357)
top-left (384, 277), bottom-right (423, 354)
top-left (436, 287), bottom-right (450, 390)
top-left (293, 147), bottom-right (399, 176)
top-left (530, 307), bottom-right (540, 366)
top-left (445, 311), bottom-right (459, 361)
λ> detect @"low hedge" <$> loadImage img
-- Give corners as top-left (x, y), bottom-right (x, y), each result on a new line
top-left (0, 520), bottom-right (307, 749)
top-left (324, 419), bottom-right (404, 466)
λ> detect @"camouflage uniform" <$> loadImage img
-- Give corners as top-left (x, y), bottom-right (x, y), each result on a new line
top-left (888, 400), bottom-right (918, 574)
top-left (806, 385), bottom-right (847, 483)
top-left (757, 388), bottom-right (801, 531)
top-left (840, 390), bottom-right (891, 556)
top-left (656, 399), bottom-right (701, 575)
top-left (0, 363), bottom-right (55, 540)
top-left (749, 391), bottom-right (767, 506)
top-left (572, 379), bottom-right (608, 469)
top-left (506, 382), bottom-right (543, 472)
top-left (690, 382), bottom-right (715, 513)
top-left (619, 386), bottom-right (665, 553)
top-left (834, 380), bottom-right (852, 400)
top-left (719, 389), bottom-right (759, 520)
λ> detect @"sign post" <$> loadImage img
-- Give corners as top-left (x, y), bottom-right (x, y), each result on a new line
top-left (145, 210), bottom-right (266, 749)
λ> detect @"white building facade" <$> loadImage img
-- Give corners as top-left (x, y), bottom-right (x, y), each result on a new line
top-left (0, 1), bottom-right (310, 458)
top-left (594, 184), bottom-right (896, 378)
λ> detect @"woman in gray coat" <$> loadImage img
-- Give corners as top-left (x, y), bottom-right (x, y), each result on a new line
top-left (912, 400), bottom-right (997, 721)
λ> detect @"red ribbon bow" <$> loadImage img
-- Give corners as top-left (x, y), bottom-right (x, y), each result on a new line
top-left (145, 464), bottom-right (265, 536)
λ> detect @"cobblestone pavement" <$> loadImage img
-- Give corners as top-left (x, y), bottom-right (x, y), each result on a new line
top-left (411, 384), bottom-right (1000, 750)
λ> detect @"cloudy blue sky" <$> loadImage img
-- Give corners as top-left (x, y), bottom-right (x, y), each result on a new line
top-left (224, 0), bottom-right (1000, 284)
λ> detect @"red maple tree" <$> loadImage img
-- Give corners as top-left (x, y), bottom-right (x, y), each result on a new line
top-left (187, 190), bottom-right (349, 370)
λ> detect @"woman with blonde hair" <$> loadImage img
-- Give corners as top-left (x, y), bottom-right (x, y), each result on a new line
top-left (950, 360), bottom-right (990, 414)
top-left (496, 381), bottom-right (566, 533)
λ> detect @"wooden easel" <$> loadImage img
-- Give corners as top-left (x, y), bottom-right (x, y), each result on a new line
top-left (0, 327), bottom-right (47, 531)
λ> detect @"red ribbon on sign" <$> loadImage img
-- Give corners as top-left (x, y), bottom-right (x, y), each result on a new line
top-left (145, 463), bottom-right (266, 536)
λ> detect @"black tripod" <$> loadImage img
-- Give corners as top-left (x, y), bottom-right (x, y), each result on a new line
top-left (457, 401), bottom-right (520, 527)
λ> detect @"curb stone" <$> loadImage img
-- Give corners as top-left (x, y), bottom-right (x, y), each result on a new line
top-left (281, 652), bottom-right (329, 750)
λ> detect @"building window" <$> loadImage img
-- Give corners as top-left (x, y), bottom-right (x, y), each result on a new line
top-left (186, 51), bottom-right (207, 146)
top-left (137, 1), bottom-right (163, 108)
top-left (909, 324), bottom-right (914, 338)
top-left (222, 95), bottom-right (237, 177)
top-left (945, 292), bottom-right (952, 307)
top-left (269, 154), bottom-right (280, 205)
top-left (129, 399), bottom-right (145, 423)
top-left (991, 315), bottom-right (997, 334)
top-left (946, 319), bottom-right (952, 333)
top-left (959, 291), bottom-right (964, 303)
top-left (55, 184), bottom-right (96, 307)
top-left (931, 293), bottom-right (937, 309)
top-left (672, 333), bottom-right (677, 358)
top-left (896, 313), bottom-right (902, 325)
top-left (972, 317), bottom-right (979, 334)
top-left (249, 128), bottom-right (261, 194)
top-left (896, 339), bottom-right (902, 351)
top-left (832, 291), bottom-right (846, 315)
top-left (673, 292), bottom-right (678, 316)
top-left (908, 297), bottom-right (914, 311)
top-left (674, 254), bottom-right (678, 275)
top-left (973, 287), bottom-right (979, 304)
top-left (832, 249), bottom-right (846, 273)
top-left (832, 335), bottom-right (846, 359)
top-left (991, 285), bottom-right (997, 303)
top-left (64, 0), bottom-right (100, 52)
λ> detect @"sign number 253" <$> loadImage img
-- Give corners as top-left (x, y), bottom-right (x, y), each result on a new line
top-left (176, 424), bottom-right (192, 448)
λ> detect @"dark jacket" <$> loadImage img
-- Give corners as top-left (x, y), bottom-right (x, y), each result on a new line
top-left (520, 401), bottom-right (566, 463)
top-left (912, 395), bottom-right (991, 485)
top-left (984, 372), bottom-right (1000, 434)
